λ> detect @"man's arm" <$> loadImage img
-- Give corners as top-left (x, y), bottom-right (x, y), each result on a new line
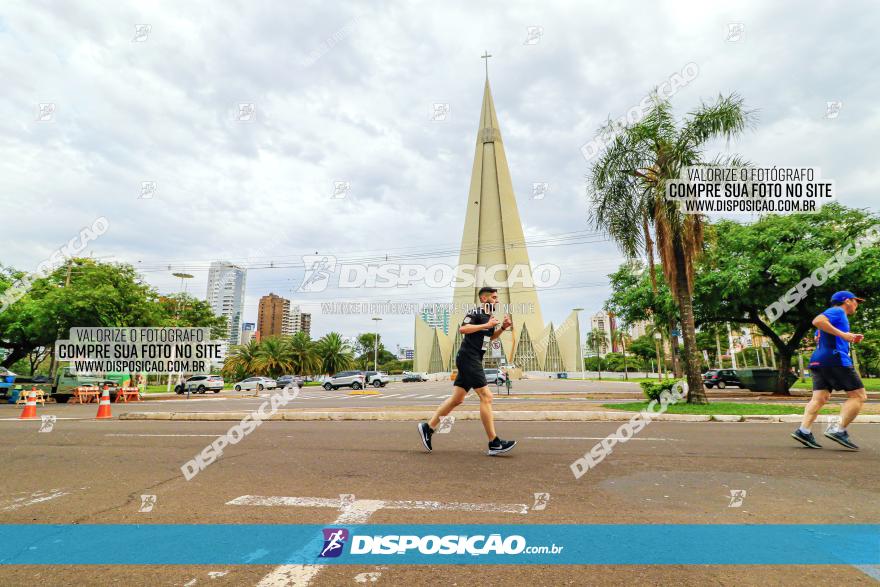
top-left (460, 315), bottom-right (499, 335)
top-left (813, 313), bottom-right (861, 343)
top-left (490, 315), bottom-right (512, 340)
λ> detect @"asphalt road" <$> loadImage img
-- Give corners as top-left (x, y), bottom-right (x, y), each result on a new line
top-left (0, 414), bottom-right (878, 585)
top-left (2, 378), bottom-right (874, 417)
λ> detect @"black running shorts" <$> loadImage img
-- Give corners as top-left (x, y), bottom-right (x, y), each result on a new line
top-left (453, 354), bottom-right (487, 391)
top-left (810, 366), bottom-right (863, 392)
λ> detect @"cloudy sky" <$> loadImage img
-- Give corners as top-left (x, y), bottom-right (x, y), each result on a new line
top-left (2, 0), bottom-right (877, 351)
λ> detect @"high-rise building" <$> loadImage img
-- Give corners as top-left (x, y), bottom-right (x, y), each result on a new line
top-left (627, 319), bottom-right (650, 340)
top-left (240, 322), bottom-right (256, 345)
top-left (285, 304), bottom-right (311, 337)
top-left (258, 293), bottom-right (292, 338)
top-left (206, 261), bottom-right (246, 353)
top-left (588, 310), bottom-right (618, 357)
top-left (420, 305), bottom-right (450, 335)
top-left (397, 347), bottom-right (415, 361)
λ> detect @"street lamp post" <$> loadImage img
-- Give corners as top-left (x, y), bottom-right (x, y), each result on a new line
top-left (371, 317), bottom-right (382, 372)
top-left (573, 308), bottom-right (584, 380)
top-left (169, 273), bottom-right (194, 394)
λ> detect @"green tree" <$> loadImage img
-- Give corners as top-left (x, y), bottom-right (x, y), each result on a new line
top-left (222, 339), bottom-right (262, 381)
top-left (589, 93), bottom-right (755, 403)
top-left (288, 331), bottom-right (320, 376)
top-left (355, 333), bottom-right (389, 370)
top-left (0, 259), bottom-right (165, 368)
top-left (252, 336), bottom-right (294, 379)
top-left (694, 204), bottom-right (880, 393)
top-left (315, 332), bottom-right (354, 376)
top-left (628, 335), bottom-right (657, 366)
top-left (157, 294), bottom-right (227, 339)
top-left (585, 330), bottom-right (606, 379)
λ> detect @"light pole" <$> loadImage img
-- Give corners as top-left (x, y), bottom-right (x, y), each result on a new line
top-left (727, 323), bottom-right (738, 369)
top-left (371, 317), bottom-right (382, 371)
top-left (654, 331), bottom-right (663, 380)
top-left (169, 273), bottom-right (194, 393)
top-left (573, 308), bottom-right (584, 380)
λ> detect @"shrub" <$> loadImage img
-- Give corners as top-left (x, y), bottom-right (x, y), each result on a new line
top-left (640, 379), bottom-right (684, 402)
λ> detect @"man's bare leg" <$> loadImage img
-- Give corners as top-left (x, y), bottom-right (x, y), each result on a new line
top-left (839, 388), bottom-right (867, 429)
top-left (472, 386), bottom-right (496, 441)
top-left (428, 386), bottom-right (467, 430)
top-left (800, 390), bottom-right (830, 430)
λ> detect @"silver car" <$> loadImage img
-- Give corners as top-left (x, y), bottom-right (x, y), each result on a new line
top-left (177, 375), bottom-right (224, 394)
top-left (233, 376), bottom-right (277, 392)
top-left (323, 371), bottom-right (365, 391)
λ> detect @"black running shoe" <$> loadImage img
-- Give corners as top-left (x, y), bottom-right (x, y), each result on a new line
top-left (791, 428), bottom-right (822, 449)
top-left (418, 422), bottom-right (433, 452)
top-left (824, 428), bottom-right (859, 450)
top-left (487, 437), bottom-right (517, 456)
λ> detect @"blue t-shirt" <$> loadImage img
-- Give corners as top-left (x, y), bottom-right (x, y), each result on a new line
top-left (809, 306), bottom-right (852, 367)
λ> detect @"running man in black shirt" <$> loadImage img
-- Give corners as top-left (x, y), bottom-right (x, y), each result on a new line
top-left (418, 287), bottom-right (517, 456)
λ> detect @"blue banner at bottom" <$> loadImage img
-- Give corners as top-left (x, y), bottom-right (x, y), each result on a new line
top-left (0, 525), bottom-right (877, 565)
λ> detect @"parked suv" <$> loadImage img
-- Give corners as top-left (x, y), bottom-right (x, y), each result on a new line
top-left (176, 375), bottom-right (224, 394)
top-left (323, 371), bottom-right (365, 391)
top-left (703, 369), bottom-right (742, 389)
top-left (402, 372), bottom-right (427, 382)
top-left (364, 371), bottom-right (390, 388)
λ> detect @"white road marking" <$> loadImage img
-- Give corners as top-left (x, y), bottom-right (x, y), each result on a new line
top-left (854, 566), bottom-right (880, 581)
top-left (354, 570), bottom-right (382, 583)
top-left (227, 495), bottom-right (529, 515)
top-left (239, 493), bottom-right (530, 586)
top-left (105, 433), bottom-right (219, 438)
top-left (417, 394), bottom-right (435, 399)
top-left (382, 394), bottom-right (400, 398)
top-left (254, 497), bottom-right (384, 587)
top-left (526, 436), bottom-right (681, 441)
top-left (1, 489), bottom-right (69, 511)
top-left (228, 495), bottom-right (339, 508)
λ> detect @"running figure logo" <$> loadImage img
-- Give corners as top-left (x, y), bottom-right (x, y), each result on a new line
top-left (319, 528), bottom-right (349, 558)
top-left (299, 255), bottom-right (337, 292)
top-left (727, 489), bottom-right (747, 508)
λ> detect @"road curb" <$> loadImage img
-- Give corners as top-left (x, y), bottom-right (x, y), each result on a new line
top-left (108, 410), bottom-right (827, 423)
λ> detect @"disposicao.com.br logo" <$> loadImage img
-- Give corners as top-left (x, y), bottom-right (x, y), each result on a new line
top-left (320, 530), bottom-right (564, 557)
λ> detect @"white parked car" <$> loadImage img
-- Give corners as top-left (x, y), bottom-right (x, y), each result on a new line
top-left (364, 371), bottom-right (390, 388)
top-left (233, 376), bottom-right (277, 392)
top-left (323, 371), bottom-right (365, 391)
top-left (176, 375), bottom-right (224, 394)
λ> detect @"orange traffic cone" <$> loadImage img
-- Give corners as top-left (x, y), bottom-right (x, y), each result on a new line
top-left (95, 387), bottom-right (112, 419)
top-left (18, 390), bottom-right (38, 420)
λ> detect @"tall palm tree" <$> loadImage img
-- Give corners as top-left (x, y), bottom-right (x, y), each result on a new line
top-left (315, 332), bottom-right (354, 376)
top-left (252, 336), bottom-right (295, 379)
top-left (288, 331), bottom-right (319, 376)
top-left (221, 339), bottom-right (261, 381)
top-left (589, 94), bottom-right (755, 403)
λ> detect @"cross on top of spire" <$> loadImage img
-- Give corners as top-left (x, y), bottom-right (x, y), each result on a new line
top-left (481, 50), bottom-right (492, 80)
